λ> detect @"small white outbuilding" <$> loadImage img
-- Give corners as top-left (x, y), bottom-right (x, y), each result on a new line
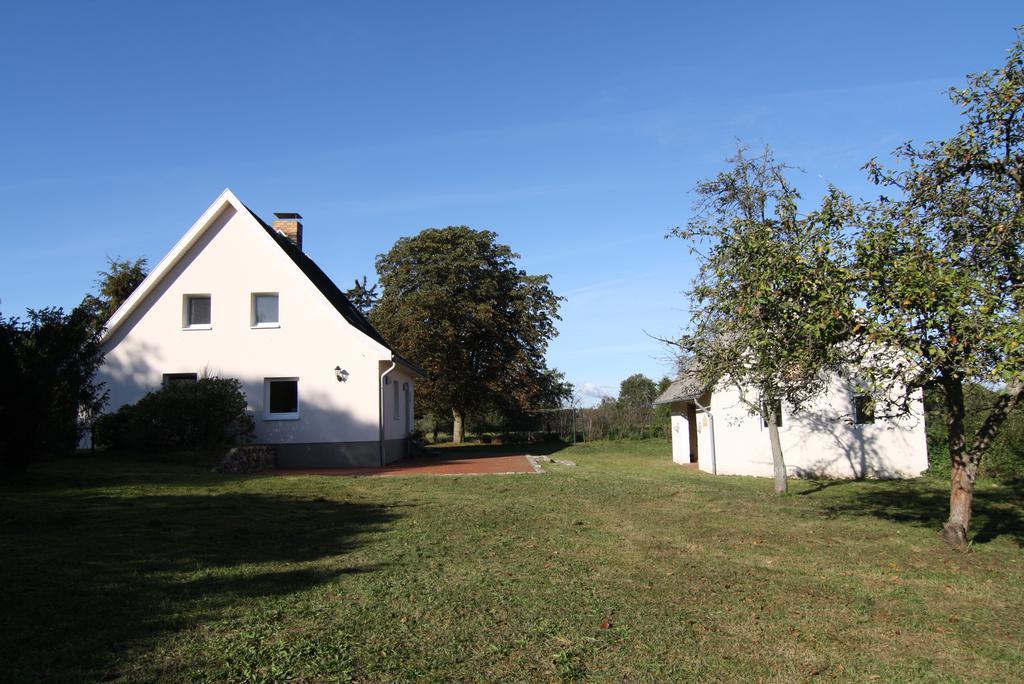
top-left (654, 372), bottom-right (929, 479)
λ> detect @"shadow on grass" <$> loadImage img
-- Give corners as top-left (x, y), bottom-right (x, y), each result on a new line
top-left (808, 478), bottom-right (1024, 547)
top-left (0, 487), bottom-right (402, 680)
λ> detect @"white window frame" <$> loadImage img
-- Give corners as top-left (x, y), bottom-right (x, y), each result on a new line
top-left (251, 292), bottom-right (280, 329)
top-left (264, 377), bottom-right (299, 420)
top-left (183, 294), bottom-right (212, 330)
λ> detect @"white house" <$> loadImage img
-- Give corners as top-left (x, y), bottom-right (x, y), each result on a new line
top-left (655, 372), bottom-right (929, 479)
top-left (98, 189), bottom-right (424, 468)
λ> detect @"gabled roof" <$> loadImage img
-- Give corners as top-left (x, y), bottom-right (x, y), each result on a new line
top-left (240, 202), bottom-right (392, 349)
top-left (101, 189), bottom-right (423, 377)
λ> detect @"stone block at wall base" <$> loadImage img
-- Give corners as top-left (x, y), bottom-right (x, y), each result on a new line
top-left (213, 445), bottom-right (277, 474)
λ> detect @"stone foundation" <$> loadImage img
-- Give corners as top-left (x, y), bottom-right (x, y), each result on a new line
top-left (213, 445), bottom-right (277, 474)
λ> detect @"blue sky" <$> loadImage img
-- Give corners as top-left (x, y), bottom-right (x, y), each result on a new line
top-left (1, 2), bottom-right (1020, 404)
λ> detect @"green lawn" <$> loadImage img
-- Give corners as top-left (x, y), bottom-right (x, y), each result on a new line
top-left (1, 441), bottom-right (1022, 682)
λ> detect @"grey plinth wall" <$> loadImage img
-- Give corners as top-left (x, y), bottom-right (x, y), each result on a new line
top-left (275, 439), bottom-right (407, 468)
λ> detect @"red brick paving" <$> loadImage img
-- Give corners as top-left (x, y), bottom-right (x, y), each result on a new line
top-left (277, 452), bottom-right (538, 477)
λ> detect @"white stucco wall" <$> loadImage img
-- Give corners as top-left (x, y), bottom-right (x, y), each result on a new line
top-left (675, 375), bottom-right (928, 479)
top-left (381, 365), bottom-right (416, 441)
top-left (670, 414), bottom-right (689, 464)
top-left (99, 202), bottom-right (408, 446)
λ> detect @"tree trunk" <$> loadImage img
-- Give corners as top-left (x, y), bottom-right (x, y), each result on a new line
top-left (766, 407), bottom-right (787, 494)
top-left (941, 377), bottom-right (1024, 551)
top-left (452, 408), bottom-right (464, 445)
top-left (941, 377), bottom-right (971, 551)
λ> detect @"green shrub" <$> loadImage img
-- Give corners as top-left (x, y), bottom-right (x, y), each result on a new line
top-left (925, 384), bottom-right (1024, 482)
top-left (0, 306), bottom-right (106, 474)
top-left (95, 377), bottom-right (253, 452)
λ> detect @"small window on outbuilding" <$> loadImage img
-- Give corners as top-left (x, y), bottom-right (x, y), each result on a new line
top-left (184, 295), bottom-right (211, 328)
top-left (163, 372), bottom-right (198, 386)
top-left (761, 399), bottom-right (783, 428)
top-left (854, 394), bottom-right (876, 425)
top-left (265, 378), bottom-right (299, 419)
top-left (393, 380), bottom-right (400, 419)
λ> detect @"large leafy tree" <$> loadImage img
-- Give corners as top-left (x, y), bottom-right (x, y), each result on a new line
top-left (372, 227), bottom-right (562, 444)
top-left (0, 306), bottom-right (107, 475)
top-left (80, 256), bottom-right (148, 331)
top-left (671, 145), bottom-right (856, 493)
top-left (856, 32), bottom-right (1024, 550)
top-left (618, 373), bottom-right (657, 437)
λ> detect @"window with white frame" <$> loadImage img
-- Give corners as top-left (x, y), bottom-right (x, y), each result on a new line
top-left (184, 295), bottom-right (211, 329)
top-left (265, 378), bottom-right (299, 419)
top-left (252, 293), bottom-right (279, 327)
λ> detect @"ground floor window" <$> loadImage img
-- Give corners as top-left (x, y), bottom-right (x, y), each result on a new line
top-left (265, 378), bottom-right (299, 419)
top-left (761, 399), bottom-right (783, 428)
top-left (854, 394), bottom-right (876, 425)
top-left (163, 372), bottom-right (197, 385)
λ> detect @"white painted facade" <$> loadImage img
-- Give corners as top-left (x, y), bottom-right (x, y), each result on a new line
top-left (662, 375), bottom-right (929, 479)
top-left (98, 190), bottom-right (421, 466)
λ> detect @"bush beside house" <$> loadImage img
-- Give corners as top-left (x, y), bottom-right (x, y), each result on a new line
top-left (94, 377), bottom-right (254, 452)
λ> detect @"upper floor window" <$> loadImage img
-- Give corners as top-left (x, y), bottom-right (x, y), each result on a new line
top-left (854, 394), bottom-right (876, 425)
top-left (252, 293), bottom-right (279, 328)
top-left (184, 295), bottom-right (211, 329)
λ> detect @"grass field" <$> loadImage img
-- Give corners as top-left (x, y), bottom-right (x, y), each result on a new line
top-left (1, 440), bottom-right (1022, 682)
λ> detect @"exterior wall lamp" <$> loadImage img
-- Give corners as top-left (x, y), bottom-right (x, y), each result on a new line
top-left (335, 366), bottom-right (349, 383)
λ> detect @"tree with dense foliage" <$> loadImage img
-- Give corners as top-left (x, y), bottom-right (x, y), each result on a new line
top-left (652, 376), bottom-right (673, 438)
top-left (670, 145), bottom-right (856, 493)
top-left (344, 276), bottom-right (380, 317)
top-left (0, 306), bottom-right (106, 475)
top-left (855, 32), bottom-right (1024, 550)
top-left (618, 373), bottom-right (657, 437)
top-left (372, 227), bottom-right (562, 444)
top-left (923, 383), bottom-right (1024, 482)
top-left (80, 256), bottom-right (148, 331)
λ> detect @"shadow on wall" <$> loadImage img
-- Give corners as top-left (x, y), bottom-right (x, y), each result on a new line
top-left (789, 407), bottom-right (923, 480)
top-left (100, 338), bottom-right (167, 406)
top-left (101, 350), bottom-right (379, 446)
top-left (805, 478), bottom-right (1024, 548)
top-left (255, 384), bottom-right (374, 445)
top-left (0, 487), bottom-right (405, 680)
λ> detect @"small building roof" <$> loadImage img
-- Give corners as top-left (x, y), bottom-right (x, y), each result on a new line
top-left (654, 362), bottom-right (710, 405)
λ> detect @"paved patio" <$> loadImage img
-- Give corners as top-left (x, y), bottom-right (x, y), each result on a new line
top-left (277, 451), bottom-right (541, 477)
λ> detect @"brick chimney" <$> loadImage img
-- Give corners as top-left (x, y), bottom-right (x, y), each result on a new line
top-left (273, 212), bottom-right (303, 250)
